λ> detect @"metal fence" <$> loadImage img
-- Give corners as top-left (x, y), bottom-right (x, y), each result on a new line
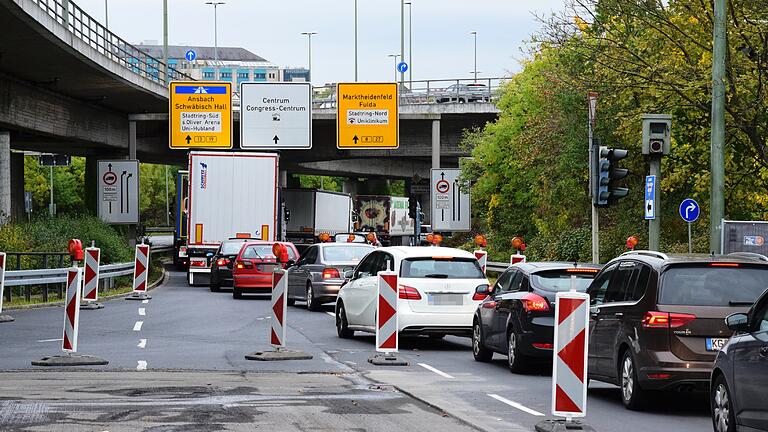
top-left (486, 261), bottom-right (509, 273)
top-left (28, 0), bottom-right (192, 85)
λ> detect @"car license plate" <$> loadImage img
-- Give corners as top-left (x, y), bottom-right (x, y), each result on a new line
top-left (706, 338), bottom-right (728, 351)
top-left (428, 294), bottom-right (464, 306)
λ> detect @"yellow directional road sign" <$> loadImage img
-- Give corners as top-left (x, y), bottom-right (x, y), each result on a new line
top-left (336, 83), bottom-right (398, 149)
top-left (169, 81), bottom-right (232, 149)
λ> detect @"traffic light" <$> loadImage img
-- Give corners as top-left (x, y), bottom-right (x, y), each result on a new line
top-left (408, 196), bottom-right (418, 219)
top-left (594, 146), bottom-right (629, 207)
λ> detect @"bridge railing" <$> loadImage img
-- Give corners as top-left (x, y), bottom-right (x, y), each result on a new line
top-left (29, 0), bottom-right (193, 86)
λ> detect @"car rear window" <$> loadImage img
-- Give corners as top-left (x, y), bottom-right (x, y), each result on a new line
top-left (660, 264), bottom-right (768, 306)
top-left (322, 246), bottom-right (373, 263)
top-left (400, 257), bottom-right (484, 279)
top-left (242, 245), bottom-right (296, 260)
top-left (531, 270), bottom-right (597, 292)
top-left (220, 241), bottom-right (245, 255)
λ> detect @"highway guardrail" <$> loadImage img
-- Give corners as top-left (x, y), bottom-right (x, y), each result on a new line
top-left (486, 261), bottom-right (509, 273)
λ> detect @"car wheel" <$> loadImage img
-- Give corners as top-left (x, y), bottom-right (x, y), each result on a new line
top-left (233, 285), bottom-right (243, 299)
top-left (472, 321), bottom-right (493, 362)
top-left (209, 275), bottom-right (220, 292)
top-left (336, 303), bottom-right (354, 338)
top-left (507, 330), bottom-right (527, 373)
top-left (712, 375), bottom-right (736, 432)
top-left (306, 283), bottom-right (320, 311)
top-left (620, 350), bottom-right (648, 410)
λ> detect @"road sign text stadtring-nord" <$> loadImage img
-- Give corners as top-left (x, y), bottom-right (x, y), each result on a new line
top-left (337, 83), bottom-right (399, 149)
top-left (169, 81), bottom-right (232, 149)
top-left (97, 160), bottom-right (139, 224)
top-left (430, 169), bottom-right (471, 232)
top-left (240, 82), bottom-right (312, 149)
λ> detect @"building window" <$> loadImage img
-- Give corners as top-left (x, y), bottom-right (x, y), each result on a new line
top-left (221, 72), bottom-right (232, 78)
top-left (255, 73), bottom-right (266, 79)
top-left (203, 71), bottom-right (215, 79)
top-left (238, 72), bottom-right (249, 79)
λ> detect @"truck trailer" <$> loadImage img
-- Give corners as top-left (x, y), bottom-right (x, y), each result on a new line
top-left (283, 189), bottom-right (352, 244)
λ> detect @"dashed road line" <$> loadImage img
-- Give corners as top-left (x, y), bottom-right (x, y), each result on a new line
top-left (36, 338), bottom-right (62, 343)
top-left (142, 299), bottom-right (149, 304)
top-left (138, 308), bottom-right (146, 316)
top-left (326, 311), bottom-right (335, 318)
top-left (136, 360), bottom-right (147, 371)
top-left (137, 339), bottom-right (147, 349)
top-left (487, 393), bottom-right (545, 416)
top-left (133, 321), bottom-right (143, 331)
top-left (418, 363), bottom-right (455, 379)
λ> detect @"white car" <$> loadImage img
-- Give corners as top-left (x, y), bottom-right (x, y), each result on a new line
top-left (335, 246), bottom-right (490, 339)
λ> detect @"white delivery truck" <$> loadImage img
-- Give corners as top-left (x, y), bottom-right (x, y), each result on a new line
top-left (186, 151), bottom-right (279, 286)
top-left (283, 189), bottom-right (352, 244)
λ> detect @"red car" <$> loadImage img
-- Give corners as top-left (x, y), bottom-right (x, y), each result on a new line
top-left (232, 241), bottom-right (299, 299)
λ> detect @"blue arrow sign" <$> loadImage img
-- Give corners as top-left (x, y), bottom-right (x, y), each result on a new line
top-left (185, 50), bottom-right (197, 62)
top-left (679, 198), bottom-right (700, 223)
top-left (644, 175), bottom-right (656, 220)
top-left (397, 61), bottom-right (408, 73)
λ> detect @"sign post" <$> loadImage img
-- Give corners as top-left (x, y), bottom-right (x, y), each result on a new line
top-left (240, 82), bottom-right (312, 149)
top-left (169, 82), bottom-right (233, 149)
top-left (679, 198), bottom-right (700, 254)
top-left (98, 160), bottom-right (139, 225)
top-left (0, 252), bottom-right (13, 323)
top-left (430, 168), bottom-right (471, 232)
top-left (336, 82), bottom-right (399, 149)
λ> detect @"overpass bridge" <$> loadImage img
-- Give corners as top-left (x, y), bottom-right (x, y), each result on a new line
top-left (0, 0), bottom-right (502, 221)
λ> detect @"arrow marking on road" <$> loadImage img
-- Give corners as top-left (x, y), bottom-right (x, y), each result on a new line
top-left (137, 339), bottom-right (147, 349)
top-left (133, 321), bottom-right (143, 331)
top-left (136, 360), bottom-right (147, 371)
top-left (487, 394), bottom-right (544, 416)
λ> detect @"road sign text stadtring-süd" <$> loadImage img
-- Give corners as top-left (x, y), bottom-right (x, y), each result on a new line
top-left (337, 83), bottom-right (398, 149)
top-left (169, 82), bottom-right (232, 149)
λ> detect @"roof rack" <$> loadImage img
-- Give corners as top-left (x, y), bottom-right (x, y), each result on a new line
top-left (620, 250), bottom-right (669, 260)
top-left (727, 252), bottom-right (768, 262)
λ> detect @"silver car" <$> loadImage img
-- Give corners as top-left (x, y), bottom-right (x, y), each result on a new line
top-left (287, 242), bottom-right (375, 311)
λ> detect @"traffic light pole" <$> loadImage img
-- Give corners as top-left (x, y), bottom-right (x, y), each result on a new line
top-left (590, 141), bottom-right (599, 264)
top-left (710, 0), bottom-right (726, 254)
top-left (648, 157), bottom-right (661, 251)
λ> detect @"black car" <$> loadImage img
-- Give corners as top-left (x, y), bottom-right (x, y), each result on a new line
top-left (711, 287), bottom-right (768, 432)
top-left (472, 262), bottom-right (601, 372)
top-left (209, 238), bottom-right (253, 292)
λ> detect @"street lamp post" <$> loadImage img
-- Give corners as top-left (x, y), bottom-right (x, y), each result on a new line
top-left (470, 31), bottom-right (478, 82)
top-left (301, 32), bottom-right (317, 83)
top-left (388, 54), bottom-right (400, 82)
top-left (205, 2), bottom-right (225, 80)
top-left (710, 0), bottom-right (726, 253)
top-left (104, 0), bottom-right (109, 30)
top-left (405, 2), bottom-right (412, 86)
top-left (354, 0), bottom-right (358, 81)
top-left (400, 0), bottom-right (405, 84)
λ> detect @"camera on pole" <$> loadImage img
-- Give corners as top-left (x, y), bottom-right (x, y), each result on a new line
top-left (642, 114), bottom-right (672, 155)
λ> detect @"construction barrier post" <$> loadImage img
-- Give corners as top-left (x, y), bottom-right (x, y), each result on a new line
top-left (126, 243), bottom-right (151, 301)
top-left (81, 247), bottom-right (104, 310)
top-left (474, 250), bottom-right (488, 275)
top-left (369, 271), bottom-right (408, 366)
top-left (0, 252), bottom-right (13, 323)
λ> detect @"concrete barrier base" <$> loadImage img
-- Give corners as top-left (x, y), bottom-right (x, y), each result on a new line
top-left (535, 419), bottom-right (596, 432)
top-left (368, 353), bottom-right (409, 366)
top-left (125, 293), bottom-right (152, 301)
top-left (32, 354), bottom-right (109, 367)
top-left (245, 350), bottom-right (313, 361)
top-left (80, 302), bottom-right (104, 310)
top-left (0, 314), bottom-right (14, 323)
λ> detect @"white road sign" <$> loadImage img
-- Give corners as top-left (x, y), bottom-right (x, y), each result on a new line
top-left (240, 82), bottom-right (312, 149)
top-left (430, 168), bottom-right (470, 232)
top-left (98, 160), bottom-right (139, 224)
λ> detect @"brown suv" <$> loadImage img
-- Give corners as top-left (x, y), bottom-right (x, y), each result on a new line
top-left (586, 250), bottom-right (768, 410)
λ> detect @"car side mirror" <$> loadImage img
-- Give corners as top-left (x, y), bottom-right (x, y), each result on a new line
top-left (344, 270), bottom-right (354, 280)
top-left (725, 313), bottom-right (749, 332)
top-left (285, 259), bottom-right (296, 268)
top-left (475, 284), bottom-right (492, 295)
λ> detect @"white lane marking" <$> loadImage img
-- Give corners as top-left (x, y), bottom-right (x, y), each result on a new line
top-left (142, 299), bottom-right (149, 304)
top-left (325, 311), bottom-right (335, 318)
top-left (137, 339), bottom-right (147, 349)
top-left (487, 393), bottom-right (545, 417)
top-left (36, 338), bottom-right (63, 343)
top-left (138, 308), bottom-right (146, 316)
top-left (136, 360), bottom-right (147, 371)
top-left (133, 321), bottom-right (143, 331)
top-left (418, 363), bottom-right (455, 379)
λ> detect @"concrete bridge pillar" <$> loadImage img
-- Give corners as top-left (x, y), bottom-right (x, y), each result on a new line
top-left (10, 152), bottom-right (24, 221)
top-left (342, 179), bottom-right (358, 196)
top-left (0, 131), bottom-right (10, 225)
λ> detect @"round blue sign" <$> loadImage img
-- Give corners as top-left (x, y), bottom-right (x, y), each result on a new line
top-left (397, 61), bottom-right (408, 73)
top-left (185, 50), bottom-right (197, 62)
top-left (679, 198), bottom-right (700, 223)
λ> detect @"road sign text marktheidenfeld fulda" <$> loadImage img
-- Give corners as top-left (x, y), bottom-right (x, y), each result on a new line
top-left (337, 83), bottom-right (398, 149)
top-left (169, 81), bottom-right (233, 149)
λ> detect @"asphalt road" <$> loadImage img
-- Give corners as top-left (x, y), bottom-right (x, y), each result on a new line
top-left (0, 267), bottom-right (712, 432)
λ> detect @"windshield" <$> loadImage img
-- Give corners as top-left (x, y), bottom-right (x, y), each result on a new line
top-left (334, 233), bottom-right (366, 243)
top-left (400, 257), bottom-right (485, 279)
top-left (220, 241), bottom-right (246, 255)
top-left (660, 265), bottom-right (768, 306)
top-left (531, 271), bottom-right (595, 292)
top-left (322, 246), bottom-right (373, 263)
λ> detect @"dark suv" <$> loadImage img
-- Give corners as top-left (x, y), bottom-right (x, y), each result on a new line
top-left (586, 251), bottom-right (768, 410)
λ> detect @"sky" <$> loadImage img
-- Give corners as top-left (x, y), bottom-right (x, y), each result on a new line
top-left (74, 0), bottom-right (566, 85)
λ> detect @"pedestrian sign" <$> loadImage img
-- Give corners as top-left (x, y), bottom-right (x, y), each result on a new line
top-left (336, 82), bottom-right (398, 149)
top-left (679, 198), bottom-right (700, 223)
top-left (644, 175), bottom-right (656, 220)
top-left (169, 81), bottom-right (232, 149)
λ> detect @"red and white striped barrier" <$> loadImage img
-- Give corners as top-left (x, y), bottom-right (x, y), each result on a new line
top-left (511, 254), bottom-right (526, 265)
top-left (375, 271), bottom-right (399, 353)
top-left (474, 250), bottom-right (488, 275)
top-left (551, 291), bottom-right (590, 418)
top-left (82, 247), bottom-right (100, 302)
top-left (270, 269), bottom-right (288, 349)
top-left (132, 244), bottom-right (150, 293)
top-left (62, 268), bottom-right (83, 353)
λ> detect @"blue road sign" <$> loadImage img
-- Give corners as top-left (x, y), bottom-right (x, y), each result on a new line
top-left (185, 50), bottom-right (197, 62)
top-left (644, 175), bottom-right (656, 220)
top-left (679, 198), bottom-right (700, 223)
top-left (397, 61), bottom-right (408, 73)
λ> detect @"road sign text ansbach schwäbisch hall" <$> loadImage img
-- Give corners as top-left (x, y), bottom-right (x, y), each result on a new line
top-left (337, 83), bottom-right (398, 149)
top-left (169, 82), bottom-right (233, 149)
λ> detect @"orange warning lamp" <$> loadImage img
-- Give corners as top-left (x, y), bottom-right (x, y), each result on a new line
top-left (432, 234), bottom-right (444, 245)
top-left (318, 232), bottom-right (331, 243)
top-left (426, 234), bottom-right (435, 244)
top-left (272, 243), bottom-right (289, 264)
top-left (511, 236), bottom-right (525, 251)
top-left (68, 239), bottom-right (84, 261)
top-left (366, 233), bottom-right (377, 244)
top-left (626, 236), bottom-right (639, 250)
top-left (347, 234), bottom-right (356, 243)
top-left (474, 234), bottom-right (487, 248)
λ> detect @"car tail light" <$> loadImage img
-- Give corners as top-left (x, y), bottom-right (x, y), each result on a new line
top-left (710, 263), bottom-right (740, 267)
top-left (482, 301), bottom-right (497, 309)
top-left (398, 285), bottom-right (422, 300)
top-left (532, 343), bottom-right (553, 349)
top-left (236, 260), bottom-right (254, 270)
top-left (322, 268), bottom-right (341, 279)
top-left (216, 258), bottom-right (229, 266)
top-left (473, 284), bottom-right (490, 301)
top-left (642, 311), bottom-right (697, 328)
top-left (473, 292), bottom-right (488, 301)
top-left (647, 373), bottom-right (672, 380)
top-left (521, 293), bottom-right (550, 312)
